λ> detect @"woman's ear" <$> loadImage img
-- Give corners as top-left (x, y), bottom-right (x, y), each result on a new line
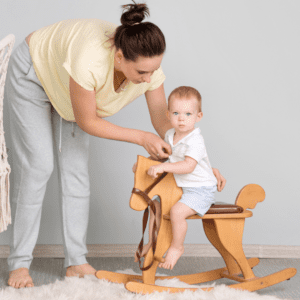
top-left (166, 110), bottom-right (170, 120)
top-left (114, 49), bottom-right (124, 64)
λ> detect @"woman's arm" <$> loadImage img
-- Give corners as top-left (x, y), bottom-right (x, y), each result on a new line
top-left (69, 77), bottom-right (170, 158)
top-left (145, 83), bottom-right (172, 139)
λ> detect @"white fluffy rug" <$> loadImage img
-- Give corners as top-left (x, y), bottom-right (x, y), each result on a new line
top-left (0, 269), bottom-right (285, 300)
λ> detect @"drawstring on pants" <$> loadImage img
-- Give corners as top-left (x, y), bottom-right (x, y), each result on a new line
top-left (59, 117), bottom-right (76, 152)
top-left (72, 123), bottom-right (75, 137)
top-left (59, 117), bottom-right (62, 152)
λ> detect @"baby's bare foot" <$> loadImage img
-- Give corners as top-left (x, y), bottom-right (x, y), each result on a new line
top-left (8, 268), bottom-right (34, 289)
top-left (66, 263), bottom-right (97, 278)
top-left (134, 242), bottom-right (152, 262)
top-left (158, 246), bottom-right (184, 270)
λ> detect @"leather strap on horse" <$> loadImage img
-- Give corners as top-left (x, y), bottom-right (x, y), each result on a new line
top-left (132, 172), bottom-right (168, 271)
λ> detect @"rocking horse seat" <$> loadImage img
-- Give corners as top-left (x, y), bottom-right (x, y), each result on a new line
top-left (205, 202), bottom-right (243, 214)
top-left (163, 202), bottom-right (248, 220)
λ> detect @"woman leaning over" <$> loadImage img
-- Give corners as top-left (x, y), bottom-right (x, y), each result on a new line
top-left (5, 2), bottom-right (226, 289)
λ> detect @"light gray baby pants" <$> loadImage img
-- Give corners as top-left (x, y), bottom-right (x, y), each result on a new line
top-left (5, 40), bottom-right (91, 271)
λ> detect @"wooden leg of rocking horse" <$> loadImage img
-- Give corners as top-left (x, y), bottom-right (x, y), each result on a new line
top-left (142, 216), bottom-right (172, 284)
top-left (203, 219), bottom-right (246, 277)
top-left (204, 218), bottom-right (256, 280)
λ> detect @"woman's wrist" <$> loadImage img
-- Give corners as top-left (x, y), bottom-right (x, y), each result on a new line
top-left (135, 130), bottom-right (147, 147)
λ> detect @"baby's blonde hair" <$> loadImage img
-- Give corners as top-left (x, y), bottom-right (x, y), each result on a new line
top-left (168, 86), bottom-right (202, 112)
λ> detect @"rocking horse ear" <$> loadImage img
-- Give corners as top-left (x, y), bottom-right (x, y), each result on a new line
top-left (235, 184), bottom-right (265, 211)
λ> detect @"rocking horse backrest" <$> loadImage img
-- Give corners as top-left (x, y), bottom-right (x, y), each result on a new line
top-left (235, 184), bottom-right (266, 211)
top-left (130, 156), bottom-right (182, 214)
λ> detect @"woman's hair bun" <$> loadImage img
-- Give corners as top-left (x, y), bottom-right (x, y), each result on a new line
top-left (114, 0), bottom-right (165, 61)
top-left (121, 1), bottom-right (150, 26)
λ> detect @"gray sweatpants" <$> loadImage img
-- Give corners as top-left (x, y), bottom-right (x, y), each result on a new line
top-left (5, 40), bottom-right (91, 271)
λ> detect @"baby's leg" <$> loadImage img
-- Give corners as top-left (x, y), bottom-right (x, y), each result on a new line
top-left (134, 199), bottom-right (161, 262)
top-left (159, 202), bottom-right (196, 270)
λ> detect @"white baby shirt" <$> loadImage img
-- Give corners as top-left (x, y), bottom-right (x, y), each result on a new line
top-left (164, 128), bottom-right (217, 187)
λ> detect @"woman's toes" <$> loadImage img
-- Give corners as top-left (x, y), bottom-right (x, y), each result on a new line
top-left (66, 263), bottom-right (97, 277)
top-left (26, 282), bottom-right (34, 288)
top-left (8, 268), bottom-right (33, 289)
top-left (8, 280), bottom-right (16, 288)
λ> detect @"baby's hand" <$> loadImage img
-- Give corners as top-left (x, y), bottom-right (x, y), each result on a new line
top-left (132, 162), bottom-right (137, 173)
top-left (147, 164), bottom-right (165, 179)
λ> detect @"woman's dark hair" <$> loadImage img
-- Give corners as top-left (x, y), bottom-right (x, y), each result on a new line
top-left (113, 1), bottom-right (166, 61)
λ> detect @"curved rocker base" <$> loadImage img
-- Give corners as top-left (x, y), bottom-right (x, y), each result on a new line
top-left (96, 257), bottom-right (296, 294)
top-left (125, 268), bottom-right (297, 294)
top-left (96, 257), bottom-right (259, 285)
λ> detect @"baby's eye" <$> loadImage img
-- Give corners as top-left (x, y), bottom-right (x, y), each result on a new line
top-left (186, 113), bottom-right (192, 116)
top-left (173, 112), bottom-right (178, 115)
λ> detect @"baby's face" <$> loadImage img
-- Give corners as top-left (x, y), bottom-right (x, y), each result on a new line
top-left (168, 96), bottom-right (203, 135)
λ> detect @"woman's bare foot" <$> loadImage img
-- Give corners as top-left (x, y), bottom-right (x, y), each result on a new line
top-left (66, 263), bottom-right (97, 278)
top-left (134, 242), bottom-right (152, 262)
top-left (8, 268), bottom-right (34, 288)
top-left (158, 246), bottom-right (184, 270)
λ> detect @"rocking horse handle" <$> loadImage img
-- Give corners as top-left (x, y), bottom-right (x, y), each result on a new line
top-left (130, 156), bottom-right (172, 211)
top-left (235, 184), bottom-right (266, 210)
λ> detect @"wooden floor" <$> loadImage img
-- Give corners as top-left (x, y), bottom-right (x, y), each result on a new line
top-left (0, 257), bottom-right (299, 299)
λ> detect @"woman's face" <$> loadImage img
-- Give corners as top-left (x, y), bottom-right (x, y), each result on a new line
top-left (115, 50), bottom-right (164, 84)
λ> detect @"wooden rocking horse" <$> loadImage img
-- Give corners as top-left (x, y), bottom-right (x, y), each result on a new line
top-left (96, 155), bottom-right (297, 294)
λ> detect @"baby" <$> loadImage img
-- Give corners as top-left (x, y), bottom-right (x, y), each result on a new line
top-left (134, 86), bottom-right (217, 270)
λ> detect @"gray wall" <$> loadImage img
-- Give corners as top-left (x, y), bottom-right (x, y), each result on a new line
top-left (1, 0), bottom-right (299, 247)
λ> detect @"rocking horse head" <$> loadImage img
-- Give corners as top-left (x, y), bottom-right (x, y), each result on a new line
top-left (129, 155), bottom-right (182, 271)
top-left (130, 156), bottom-right (182, 214)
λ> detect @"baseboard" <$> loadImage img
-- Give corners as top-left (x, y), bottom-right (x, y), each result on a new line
top-left (0, 244), bottom-right (299, 259)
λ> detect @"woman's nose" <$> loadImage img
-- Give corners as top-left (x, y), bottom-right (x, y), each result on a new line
top-left (143, 74), bottom-right (151, 83)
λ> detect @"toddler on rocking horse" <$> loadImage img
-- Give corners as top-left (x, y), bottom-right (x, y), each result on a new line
top-left (133, 86), bottom-right (218, 270)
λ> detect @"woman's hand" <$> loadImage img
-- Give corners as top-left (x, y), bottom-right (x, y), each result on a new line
top-left (212, 168), bottom-right (226, 192)
top-left (141, 132), bottom-right (172, 160)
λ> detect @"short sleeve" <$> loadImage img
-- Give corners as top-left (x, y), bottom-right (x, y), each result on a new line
top-left (185, 136), bottom-right (206, 163)
top-left (63, 43), bottom-right (106, 91)
top-left (147, 66), bottom-right (166, 91)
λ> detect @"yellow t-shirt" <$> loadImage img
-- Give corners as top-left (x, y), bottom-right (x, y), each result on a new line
top-left (29, 19), bottom-right (166, 121)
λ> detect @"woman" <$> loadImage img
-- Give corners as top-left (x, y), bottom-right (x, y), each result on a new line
top-left (5, 1), bottom-right (226, 288)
